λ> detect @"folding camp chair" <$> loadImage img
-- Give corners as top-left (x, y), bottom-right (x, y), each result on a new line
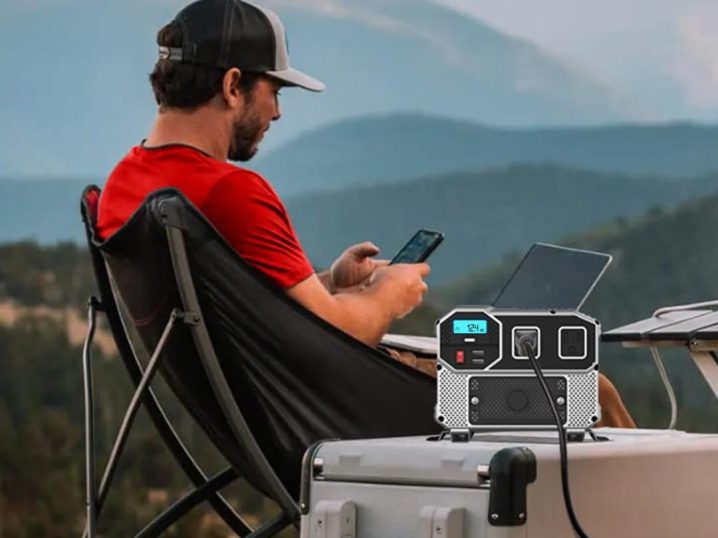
top-left (80, 186), bottom-right (439, 537)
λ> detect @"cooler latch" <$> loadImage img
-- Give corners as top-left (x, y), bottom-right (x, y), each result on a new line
top-left (419, 506), bottom-right (465, 538)
top-left (488, 447), bottom-right (537, 526)
top-left (310, 500), bottom-right (356, 538)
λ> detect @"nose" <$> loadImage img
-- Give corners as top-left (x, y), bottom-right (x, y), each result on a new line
top-left (273, 96), bottom-right (281, 121)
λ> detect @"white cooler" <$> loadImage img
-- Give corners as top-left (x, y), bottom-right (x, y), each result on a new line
top-left (299, 429), bottom-right (718, 538)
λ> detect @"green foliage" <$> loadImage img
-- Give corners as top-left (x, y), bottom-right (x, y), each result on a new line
top-left (0, 242), bottom-right (93, 308)
top-left (0, 274), bottom-right (280, 536)
top-left (0, 318), bottom-right (85, 537)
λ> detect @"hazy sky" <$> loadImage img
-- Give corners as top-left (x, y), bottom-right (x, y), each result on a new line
top-left (438, 0), bottom-right (718, 118)
top-left (3, 0), bottom-right (718, 121)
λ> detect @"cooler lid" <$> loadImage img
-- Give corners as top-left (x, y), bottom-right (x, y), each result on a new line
top-left (312, 434), bottom-right (552, 487)
top-left (310, 430), bottom-right (706, 487)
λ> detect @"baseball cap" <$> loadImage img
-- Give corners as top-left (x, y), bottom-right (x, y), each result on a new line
top-left (159, 0), bottom-right (325, 92)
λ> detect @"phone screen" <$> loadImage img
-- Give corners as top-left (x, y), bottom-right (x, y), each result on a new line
top-left (390, 229), bottom-right (444, 264)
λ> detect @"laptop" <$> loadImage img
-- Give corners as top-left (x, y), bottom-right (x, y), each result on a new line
top-left (381, 242), bottom-right (612, 354)
top-left (491, 242), bottom-right (612, 310)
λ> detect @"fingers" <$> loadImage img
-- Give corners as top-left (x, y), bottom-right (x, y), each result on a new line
top-left (349, 241), bottom-right (380, 258)
top-left (415, 262), bottom-right (431, 277)
top-left (374, 259), bottom-right (390, 267)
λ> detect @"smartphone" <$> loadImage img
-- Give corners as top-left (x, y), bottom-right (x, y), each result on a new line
top-left (390, 229), bottom-right (445, 264)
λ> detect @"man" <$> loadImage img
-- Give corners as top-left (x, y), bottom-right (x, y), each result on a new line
top-left (98, 0), bottom-right (429, 348)
top-left (97, 0), bottom-right (634, 427)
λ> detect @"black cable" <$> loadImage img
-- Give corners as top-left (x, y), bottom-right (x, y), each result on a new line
top-left (518, 336), bottom-right (590, 538)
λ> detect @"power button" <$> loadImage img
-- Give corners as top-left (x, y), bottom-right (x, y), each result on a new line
top-left (456, 350), bottom-right (465, 364)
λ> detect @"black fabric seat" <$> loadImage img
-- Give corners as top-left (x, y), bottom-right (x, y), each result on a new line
top-left (80, 185), bottom-right (438, 535)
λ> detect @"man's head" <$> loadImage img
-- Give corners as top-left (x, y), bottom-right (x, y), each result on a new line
top-left (149, 0), bottom-right (324, 161)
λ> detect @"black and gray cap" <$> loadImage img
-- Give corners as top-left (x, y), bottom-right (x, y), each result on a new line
top-left (159, 0), bottom-right (325, 92)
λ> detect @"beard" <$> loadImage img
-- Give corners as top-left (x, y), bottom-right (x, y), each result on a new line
top-left (227, 105), bottom-right (264, 162)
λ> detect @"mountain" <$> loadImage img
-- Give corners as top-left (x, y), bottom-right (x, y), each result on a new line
top-left (436, 192), bottom-right (718, 431)
top-left (285, 164), bottom-right (718, 284)
top-left (255, 114), bottom-right (718, 196)
top-left (0, 179), bottom-right (90, 244)
top-left (4, 163), bottom-right (718, 278)
top-left (0, 0), bottom-right (635, 178)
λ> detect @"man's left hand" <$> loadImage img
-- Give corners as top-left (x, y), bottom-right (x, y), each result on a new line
top-left (330, 241), bottom-right (388, 291)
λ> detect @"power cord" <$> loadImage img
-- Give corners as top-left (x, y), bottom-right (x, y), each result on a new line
top-left (518, 335), bottom-right (590, 538)
top-left (649, 346), bottom-right (678, 429)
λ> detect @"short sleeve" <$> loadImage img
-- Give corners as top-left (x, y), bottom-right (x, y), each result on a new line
top-left (202, 170), bottom-right (315, 289)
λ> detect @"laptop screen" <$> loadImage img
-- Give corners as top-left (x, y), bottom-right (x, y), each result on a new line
top-left (492, 243), bottom-right (612, 310)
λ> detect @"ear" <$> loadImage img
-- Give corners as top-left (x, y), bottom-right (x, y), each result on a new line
top-left (221, 67), bottom-right (244, 110)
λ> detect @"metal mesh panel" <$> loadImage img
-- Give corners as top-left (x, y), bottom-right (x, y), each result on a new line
top-left (436, 368), bottom-right (467, 428)
top-left (566, 370), bottom-right (599, 428)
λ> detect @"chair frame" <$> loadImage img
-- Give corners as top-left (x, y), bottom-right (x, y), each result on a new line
top-left (80, 190), bottom-right (301, 537)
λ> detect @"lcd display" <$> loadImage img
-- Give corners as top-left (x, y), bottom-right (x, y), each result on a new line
top-left (453, 320), bottom-right (488, 334)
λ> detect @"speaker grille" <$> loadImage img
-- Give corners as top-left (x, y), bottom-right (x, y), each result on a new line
top-left (468, 376), bottom-right (566, 426)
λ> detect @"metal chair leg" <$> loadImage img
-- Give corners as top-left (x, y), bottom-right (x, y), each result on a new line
top-left (82, 297), bottom-right (101, 538)
top-left (135, 467), bottom-right (239, 538)
top-left (82, 309), bottom-right (180, 538)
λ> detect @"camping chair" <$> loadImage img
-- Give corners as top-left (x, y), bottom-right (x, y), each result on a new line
top-left (80, 186), bottom-right (439, 537)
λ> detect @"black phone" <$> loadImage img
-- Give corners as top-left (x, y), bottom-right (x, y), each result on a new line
top-left (390, 229), bottom-right (445, 264)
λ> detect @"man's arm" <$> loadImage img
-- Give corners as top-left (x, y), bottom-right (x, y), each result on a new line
top-left (287, 263), bottom-right (430, 347)
top-left (316, 270), bottom-right (334, 293)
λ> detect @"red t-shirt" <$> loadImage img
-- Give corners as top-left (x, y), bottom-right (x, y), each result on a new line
top-left (97, 144), bottom-right (315, 289)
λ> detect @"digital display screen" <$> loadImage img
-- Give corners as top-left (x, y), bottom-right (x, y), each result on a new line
top-left (453, 320), bottom-right (487, 334)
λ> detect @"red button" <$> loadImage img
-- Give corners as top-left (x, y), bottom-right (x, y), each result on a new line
top-left (456, 350), bottom-right (465, 364)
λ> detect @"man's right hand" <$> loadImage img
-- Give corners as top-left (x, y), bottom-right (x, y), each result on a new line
top-left (370, 262), bottom-right (431, 319)
top-left (287, 261), bottom-right (430, 346)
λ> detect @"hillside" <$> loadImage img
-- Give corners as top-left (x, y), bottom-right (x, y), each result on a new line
top-left (5, 165), bottom-right (718, 282)
top-left (6, 191), bottom-right (718, 534)
top-left (0, 0), bottom-right (634, 178)
top-left (0, 243), bottom-right (293, 537)
top-left (439, 193), bottom-right (718, 431)
top-left (256, 114), bottom-right (718, 196)
top-left (441, 193), bottom-right (718, 326)
top-left (286, 164), bottom-right (718, 283)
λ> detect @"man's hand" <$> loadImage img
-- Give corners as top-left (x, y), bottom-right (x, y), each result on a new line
top-left (288, 261), bottom-right (430, 346)
top-left (369, 262), bottom-right (431, 319)
top-left (330, 241), bottom-right (388, 291)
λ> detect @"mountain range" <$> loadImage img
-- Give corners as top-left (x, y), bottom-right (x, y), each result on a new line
top-left (6, 161), bottom-right (718, 282)
top-left (5, 113), bottom-right (718, 275)
top-left (256, 113), bottom-right (718, 196)
top-left (285, 164), bottom-right (718, 283)
top-left (0, 0), bottom-right (638, 178)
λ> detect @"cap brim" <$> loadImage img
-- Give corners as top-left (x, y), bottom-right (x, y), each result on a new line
top-left (266, 67), bottom-right (326, 92)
